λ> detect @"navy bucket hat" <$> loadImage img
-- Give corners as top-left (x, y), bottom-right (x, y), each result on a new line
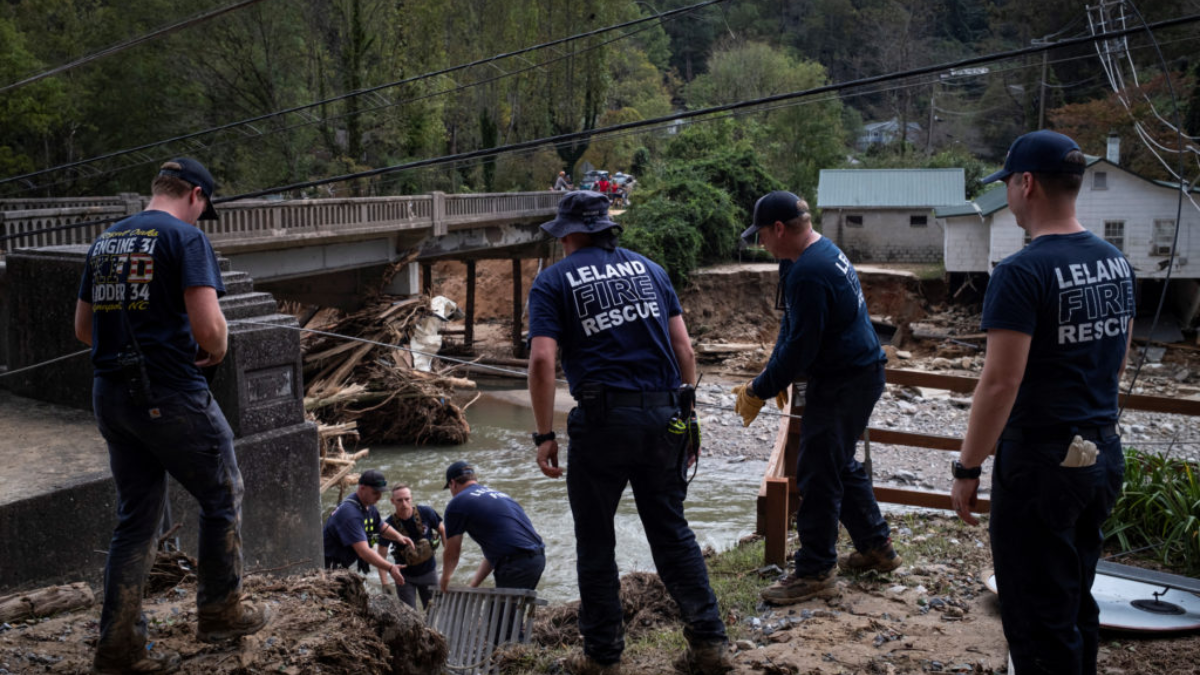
top-left (982, 130), bottom-right (1086, 184)
top-left (541, 190), bottom-right (621, 239)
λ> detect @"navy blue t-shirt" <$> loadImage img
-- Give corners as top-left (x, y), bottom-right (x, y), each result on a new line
top-left (527, 246), bottom-right (683, 397)
top-left (385, 505), bottom-right (442, 577)
top-left (753, 237), bottom-right (886, 397)
top-left (78, 210), bottom-right (226, 391)
top-left (443, 484), bottom-right (543, 564)
top-left (323, 494), bottom-right (382, 569)
top-left (982, 231), bottom-right (1135, 428)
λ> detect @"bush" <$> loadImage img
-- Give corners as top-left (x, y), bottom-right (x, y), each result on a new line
top-left (1104, 448), bottom-right (1200, 576)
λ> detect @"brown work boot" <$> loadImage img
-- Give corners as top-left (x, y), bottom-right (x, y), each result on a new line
top-left (838, 541), bottom-right (902, 574)
top-left (563, 650), bottom-right (622, 675)
top-left (675, 640), bottom-right (733, 674)
top-left (196, 596), bottom-right (272, 644)
top-left (759, 568), bottom-right (840, 605)
top-left (93, 647), bottom-right (182, 674)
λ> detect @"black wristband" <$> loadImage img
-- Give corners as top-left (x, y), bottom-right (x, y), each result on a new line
top-left (951, 459), bottom-right (982, 480)
top-left (532, 431), bottom-right (556, 445)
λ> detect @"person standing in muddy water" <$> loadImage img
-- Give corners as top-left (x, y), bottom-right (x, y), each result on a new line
top-left (74, 158), bottom-right (270, 674)
top-left (734, 190), bottom-right (899, 607)
top-left (951, 130), bottom-right (1134, 675)
top-left (527, 190), bottom-right (731, 675)
top-left (324, 469), bottom-right (412, 580)
top-left (377, 483), bottom-right (445, 609)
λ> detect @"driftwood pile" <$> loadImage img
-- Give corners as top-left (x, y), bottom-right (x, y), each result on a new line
top-left (302, 296), bottom-right (475, 446)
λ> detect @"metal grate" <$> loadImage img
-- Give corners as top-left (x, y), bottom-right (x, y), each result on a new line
top-left (426, 586), bottom-right (546, 674)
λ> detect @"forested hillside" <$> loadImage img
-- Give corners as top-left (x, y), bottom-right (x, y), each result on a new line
top-left (1, 0), bottom-right (1197, 201)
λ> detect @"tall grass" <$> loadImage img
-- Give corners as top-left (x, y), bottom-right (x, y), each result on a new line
top-left (1104, 447), bottom-right (1200, 576)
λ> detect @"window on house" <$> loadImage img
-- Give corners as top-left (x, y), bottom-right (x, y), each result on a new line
top-left (1104, 221), bottom-right (1124, 251)
top-left (846, 214), bottom-right (863, 227)
top-left (910, 215), bottom-right (928, 227)
top-left (1093, 172), bottom-right (1107, 189)
top-left (1152, 219), bottom-right (1176, 256)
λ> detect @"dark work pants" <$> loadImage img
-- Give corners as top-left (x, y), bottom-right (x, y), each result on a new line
top-left (793, 363), bottom-right (890, 576)
top-left (990, 433), bottom-right (1124, 675)
top-left (494, 550), bottom-right (546, 590)
top-left (92, 378), bottom-right (244, 662)
top-left (566, 403), bottom-right (727, 665)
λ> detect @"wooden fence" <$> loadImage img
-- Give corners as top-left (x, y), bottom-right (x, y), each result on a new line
top-left (757, 368), bottom-right (1200, 566)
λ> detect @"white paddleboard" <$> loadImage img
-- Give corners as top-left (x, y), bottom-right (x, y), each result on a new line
top-left (985, 573), bottom-right (1200, 633)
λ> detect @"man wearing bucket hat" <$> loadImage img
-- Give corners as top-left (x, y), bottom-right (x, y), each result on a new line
top-left (75, 158), bottom-right (264, 673)
top-left (527, 191), bottom-right (730, 674)
top-left (734, 190), bottom-right (897, 607)
top-left (951, 130), bottom-right (1134, 674)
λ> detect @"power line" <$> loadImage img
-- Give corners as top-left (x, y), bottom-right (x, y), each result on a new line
top-left (5, 11), bottom-right (1199, 244)
top-left (0, 0), bottom-right (726, 190)
top-left (0, 0), bottom-right (271, 95)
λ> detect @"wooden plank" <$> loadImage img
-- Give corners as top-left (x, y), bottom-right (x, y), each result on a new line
top-left (1119, 392), bottom-right (1200, 416)
top-left (885, 368), bottom-right (979, 393)
top-left (862, 428), bottom-right (962, 451)
top-left (764, 478), bottom-right (790, 567)
top-left (872, 485), bottom-right (991, 514)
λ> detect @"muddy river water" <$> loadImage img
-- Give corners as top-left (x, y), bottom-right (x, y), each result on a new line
top-left (320, 391), bottom-right (767, 602)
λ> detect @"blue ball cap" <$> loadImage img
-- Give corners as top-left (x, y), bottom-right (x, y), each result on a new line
top-left (443, 460), bottom-right (475, 489)
top-left (358, 469), bottom-right (387, 490)
top-left (742, 190), bottom-right (806, 242)
top-left (981, 130), bottom-right (1085, 184)
top-left (159, 157), bottom-right (219, 220)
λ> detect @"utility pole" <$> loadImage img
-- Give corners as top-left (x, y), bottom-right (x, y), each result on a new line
top-left (927, 82), bottom-right (936, 154)
top-left (1031, 36), bottom-right (1052, 129)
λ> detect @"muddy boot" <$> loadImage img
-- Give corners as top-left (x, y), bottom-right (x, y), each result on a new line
top-left (675, 640), bottom-right (733, 675)
top-left (196, 596), bottom-right (272, 644)
top-left (93, 647), bottom-right (182, 674)
top-left (838, 541), bottom-right (902, 574)
top-left (563, 651), bottom-right (622, 675)
top-left (759, 568), bottom-right (840, 605)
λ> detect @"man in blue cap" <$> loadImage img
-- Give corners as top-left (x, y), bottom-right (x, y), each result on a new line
top-left (75, 158), bottom-right (266, 674)
top-left (951, 130), bottom-right (1134, 674)
top-left (734, 190), bottom-right (897, 606)
top-left (439, 461), bottom-right (545, 592)
top-left (527, 190), bottom-right (730, 674)
top-left (323, 469), bottom-right (413, 579)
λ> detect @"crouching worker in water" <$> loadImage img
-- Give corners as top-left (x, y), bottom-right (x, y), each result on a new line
top-left (75, 158), bottom-right (271, 674)
top-left (378, 483), bottom-right (445, 609)
top-left (324, 470), bottom-right (414, 585)
top-left (527, 190), bottom-right (731, 674)
top-left (734, 191), bottom-right (899, 607)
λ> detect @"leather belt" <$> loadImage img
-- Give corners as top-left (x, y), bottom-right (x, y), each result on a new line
top-left (604, 390), bottom-right (677, 408)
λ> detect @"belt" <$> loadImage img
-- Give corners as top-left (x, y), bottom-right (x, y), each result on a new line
top-left (497, 548), bottom-right (544, 566)
top-left (1000, 424), bottom-right (1118, 443)
top-left (604, 390), bottom-right (677, 408)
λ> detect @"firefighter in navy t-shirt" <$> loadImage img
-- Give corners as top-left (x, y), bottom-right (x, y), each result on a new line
top-left (952, 131), bottom-right (1134, 675)
top-left (733, 191), bottom-right (897, 607)
top-left (527, 191), bottom-right (730, 674)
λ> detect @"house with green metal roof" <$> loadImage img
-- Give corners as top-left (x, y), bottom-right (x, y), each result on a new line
top-left (816, 168), bottom-right (968, 263)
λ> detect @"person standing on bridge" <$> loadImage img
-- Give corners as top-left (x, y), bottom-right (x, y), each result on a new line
top-left (75, 158), bottom-right (270, 674)
top-left (733, 190), bottom-right (898, 606)
top-left (527, 190), bottom-right (730, 675)
top-left (951, 130), bottom-right (1135, 675)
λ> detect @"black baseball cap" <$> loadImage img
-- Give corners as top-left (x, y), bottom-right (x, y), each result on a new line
top-left (159, 157), bottom-right (219, 221)
top-left (981, 130), bottom-right (1086, 184)
top-left (742, 190), bottom-right (806, 242)
top-left (358, 469), bottom-right (387, 490)
top-left (443, 460), bottom-right (475, 489)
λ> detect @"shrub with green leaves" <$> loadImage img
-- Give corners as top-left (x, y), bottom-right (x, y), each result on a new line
top-left (1104, 448), bottom-right (1200, 576)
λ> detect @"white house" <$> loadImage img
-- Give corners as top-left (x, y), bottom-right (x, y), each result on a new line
top-left (817, 168), bottom-right (968, 264)
top-left (937, 158), bottom-right (1199, 280)
top-left (856, 119), bottom-right (923, 150)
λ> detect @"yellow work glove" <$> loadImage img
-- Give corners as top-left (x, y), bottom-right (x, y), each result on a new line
top-left (775, 388), bottom-right (789, 411)
top-left (731, 381), bottom-right (766, 427)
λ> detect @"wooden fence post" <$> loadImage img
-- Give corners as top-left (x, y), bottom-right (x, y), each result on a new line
top-left (764, 477), bottom-right (790, 568)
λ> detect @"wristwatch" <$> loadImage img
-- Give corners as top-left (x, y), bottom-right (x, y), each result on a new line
top-left (532, 430), bottom-right (556, 445)
top-left (951, 459), bottom-right (982, 480)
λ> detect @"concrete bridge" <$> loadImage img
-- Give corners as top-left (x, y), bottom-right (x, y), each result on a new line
top-left (1, 190), bottom-right (563, 307)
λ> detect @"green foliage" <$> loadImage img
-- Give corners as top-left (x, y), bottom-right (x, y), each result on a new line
top-left (1104, 448), bottom-right (1200, 577)
top-left (619, 194), bottom-right (705, 287)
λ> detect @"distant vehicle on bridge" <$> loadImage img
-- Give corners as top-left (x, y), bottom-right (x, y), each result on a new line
top-left (579, 170), bottom-right (609, 191)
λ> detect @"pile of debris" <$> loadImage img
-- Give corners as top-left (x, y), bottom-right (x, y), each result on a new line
top-left (301, 295), bottom-right (475, 446)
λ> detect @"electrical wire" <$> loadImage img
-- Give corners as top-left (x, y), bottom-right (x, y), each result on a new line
top-left (5, 11), bottom-right (1200, 245)
top-left (0, 0), bottom-right (271, 95)
top-left (0, 0), bottom-right (727, 190)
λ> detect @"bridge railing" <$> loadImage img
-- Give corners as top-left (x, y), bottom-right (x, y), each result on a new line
top-left (2, 191), bottom-right (562, 254)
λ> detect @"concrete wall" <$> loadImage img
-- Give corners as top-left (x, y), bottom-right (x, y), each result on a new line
top-left (828, 209), bottom-right (944, 263)
top-left (943, 216), bottom-right (990, 273)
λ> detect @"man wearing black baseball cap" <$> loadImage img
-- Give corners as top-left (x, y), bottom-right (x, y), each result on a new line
top-left (323, 469), bottom-right (414, 582)
top-left (952, 130), bottom-right (1134, 674)
top-left (734, 190), bottom-right (898, 606)
top-left (76, 158), bottom-right (253, 673)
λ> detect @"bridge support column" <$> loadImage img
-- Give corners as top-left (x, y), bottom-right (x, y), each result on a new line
top-left (422, 263), bottom-right (432, 296)
top-left (512, 259), bottom-right (525, 358)
top-left (465, 260), bottom-right (476, 350)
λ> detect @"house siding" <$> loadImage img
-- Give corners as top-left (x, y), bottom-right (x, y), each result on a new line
top-left (829, 209), bottom-right (944, 263)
